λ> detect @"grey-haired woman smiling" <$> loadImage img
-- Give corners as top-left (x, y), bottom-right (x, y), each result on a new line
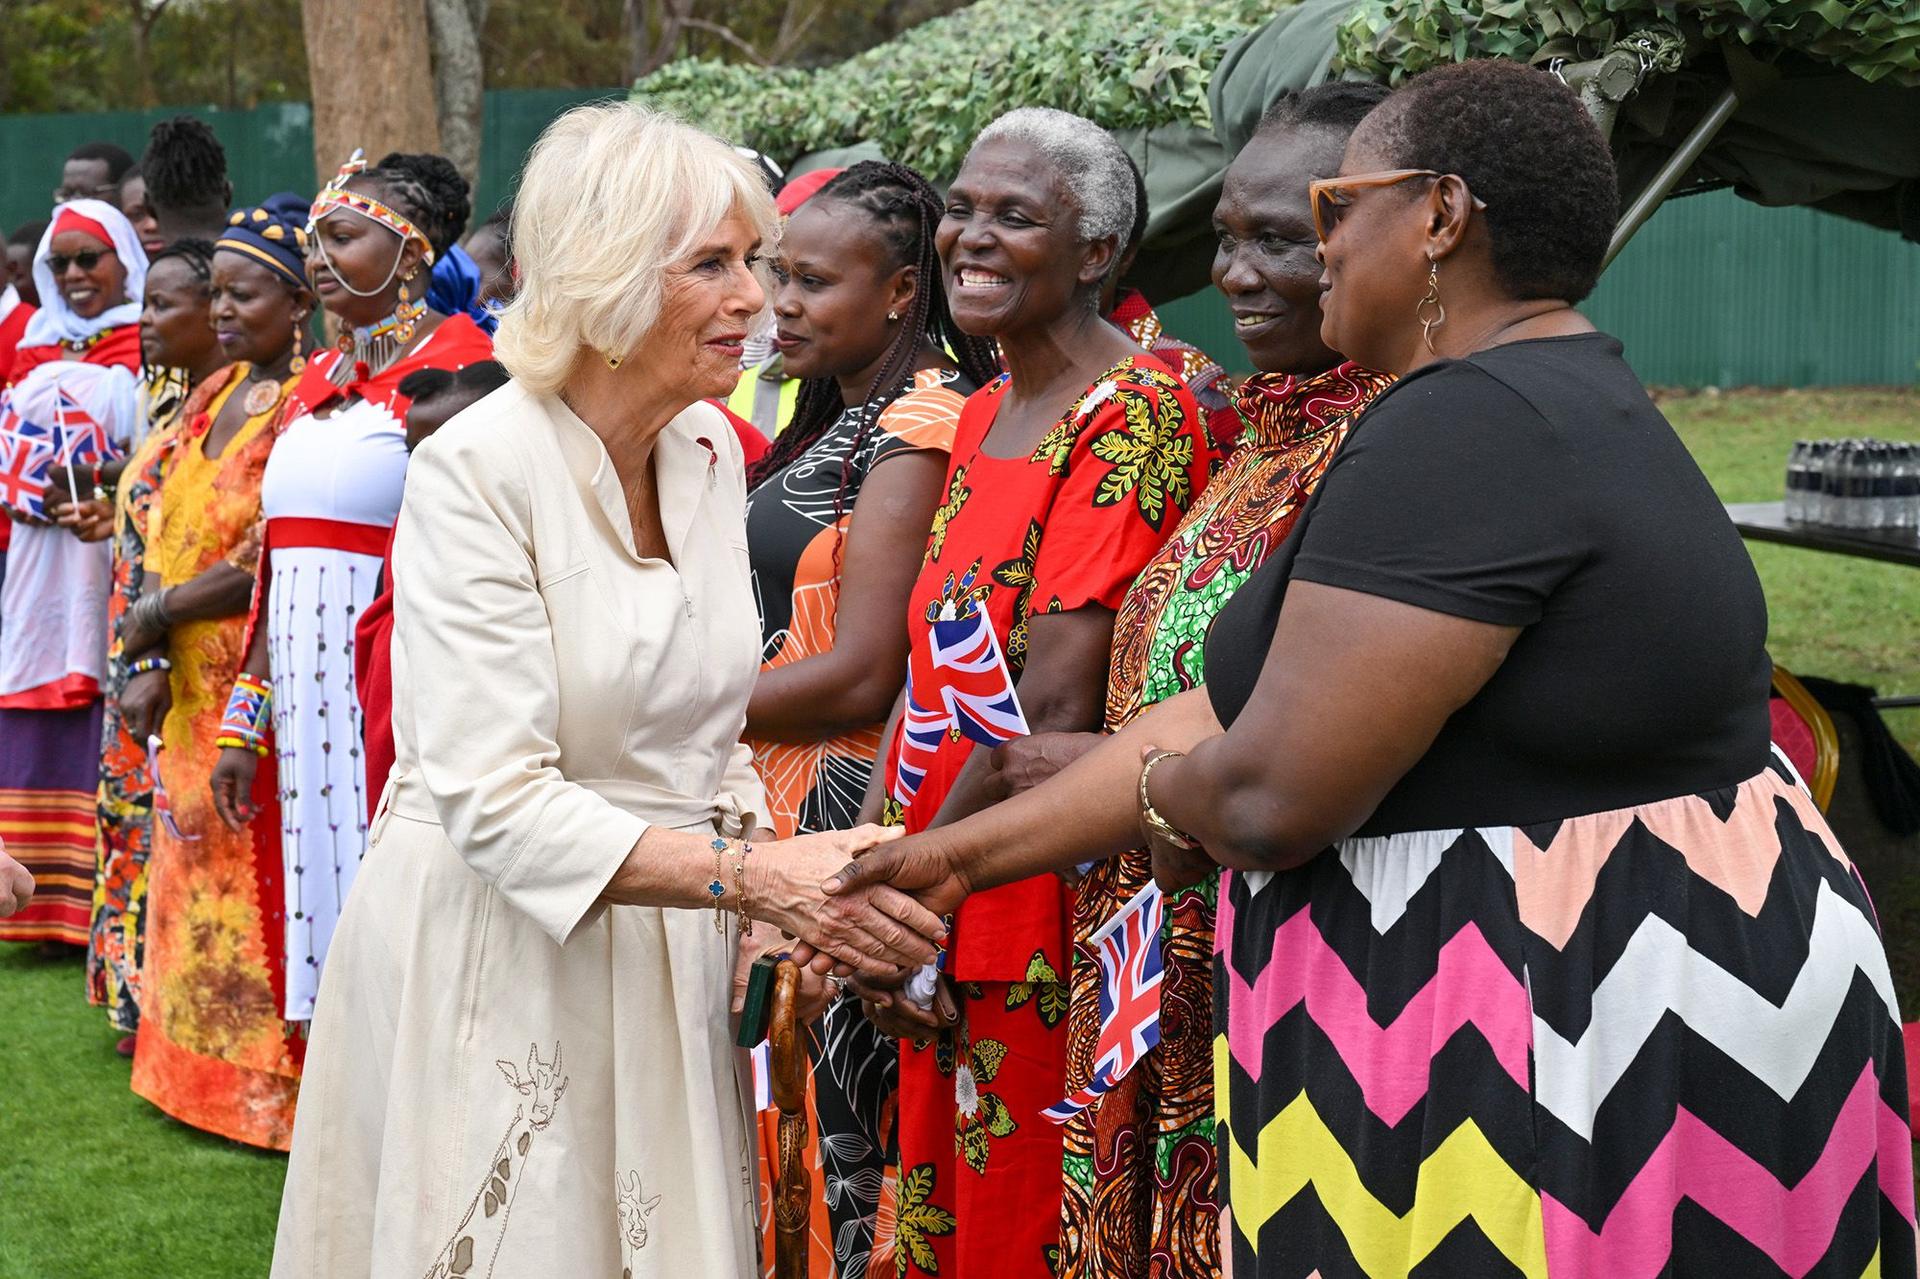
top-left (839, 106), bottom-right (1210, 1278)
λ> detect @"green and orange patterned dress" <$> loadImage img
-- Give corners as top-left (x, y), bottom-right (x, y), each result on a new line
top-left (1059, 361), bottom-right (1391, 1277)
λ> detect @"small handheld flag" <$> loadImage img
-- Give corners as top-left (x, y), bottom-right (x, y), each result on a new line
top-left (146, 736), bottom-right (201, 843)
top-left (0, 402), bottom-right (55, 518)
top-left (1043, 881), bottom-right (1166, 1123)
top-left (54, 388), bottom-right (118, 466)
top-left (891, 600), bottom-right (1030, 807)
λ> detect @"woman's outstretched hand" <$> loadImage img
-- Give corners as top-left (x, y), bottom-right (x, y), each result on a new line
top-left (821, 832), bottom-right (971, 924)
top-left (752, 824), bottom-right (948, 979)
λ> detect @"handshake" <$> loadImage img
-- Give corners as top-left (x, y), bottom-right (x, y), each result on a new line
top-left (740, 823), bottom-right (972, 1034)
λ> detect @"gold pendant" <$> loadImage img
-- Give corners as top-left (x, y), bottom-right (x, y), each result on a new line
top-left (244, 379), bottom-right (282, 417)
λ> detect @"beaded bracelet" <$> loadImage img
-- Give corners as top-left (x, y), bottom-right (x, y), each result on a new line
top-left (216, 673), bottom-right (273, 757)
top-left (126, 655), bottom-right (171, 678)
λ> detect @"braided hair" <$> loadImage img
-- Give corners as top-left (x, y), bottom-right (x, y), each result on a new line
top-left (376, 151), bottom-right (473, 258)
top-left (149, 237), bottom-right (216, 290)
top-left (142, 117), bottom-right (228, 213)
top-left (747, 162), bottom-right (999, 532)
top-left (345, 165), bottom-right (439, 257)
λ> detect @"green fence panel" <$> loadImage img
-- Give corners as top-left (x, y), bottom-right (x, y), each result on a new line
top-left (0, 89), bottom-right (623, 243)
top-left (1157, 187), bottom-right (1920, 389)
top-left (0, 102), bottom-right (317, 236)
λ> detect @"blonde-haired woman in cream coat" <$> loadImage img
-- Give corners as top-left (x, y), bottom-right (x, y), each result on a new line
top-left (271, 104), bottom-right (945, 1279)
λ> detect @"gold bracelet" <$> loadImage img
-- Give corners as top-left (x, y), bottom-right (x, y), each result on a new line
top-left (1138, 750), bottom-right (1197, 850)
top-left (708, 837), bottom-right (729, 934)
top-left (732, 840), bottom-right (755, 939)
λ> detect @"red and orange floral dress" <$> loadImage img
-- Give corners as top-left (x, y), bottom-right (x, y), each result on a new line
top-left (878, 354), bottom-right (1207, 1277)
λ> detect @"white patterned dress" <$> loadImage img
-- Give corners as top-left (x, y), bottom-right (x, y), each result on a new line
top-left (258, 393), bottom-right (405, 1020)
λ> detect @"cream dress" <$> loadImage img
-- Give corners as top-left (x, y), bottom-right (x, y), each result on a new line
top-left (271, 383), bottom-right (767, 1279)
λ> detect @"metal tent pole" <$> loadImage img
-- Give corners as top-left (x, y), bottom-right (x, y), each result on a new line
top-left (1603, 85), bottom-right (1741, 271)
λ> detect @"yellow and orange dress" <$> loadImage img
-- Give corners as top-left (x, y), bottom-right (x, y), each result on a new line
top-left (743, 366), bottom-right (971, 1277)
top-left (130, 366), bottom-right (301, 1150)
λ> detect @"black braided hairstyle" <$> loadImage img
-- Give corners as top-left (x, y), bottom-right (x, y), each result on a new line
top-left (142, 117), bottom-right (228, 214)
top-left (376, 152), bottom-right (472, 258)
top-left (343, 165), bottom-right (440, 301)
top-left (746, 161), bottom-right (1000, 537)
top-left (148, 237), bottom-right (216, 290)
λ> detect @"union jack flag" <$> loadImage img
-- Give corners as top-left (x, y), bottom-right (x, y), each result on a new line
top-left (0, 402), bottom-right (54, 517)
top-left (54, 388), bottom-right (118, 465)
top-left (145, 735), bottom-right (201, 843)
top-left (890, 597), bottom-right (1030, 807)
top-left (1043, 881), bottom-right (1166, 1123)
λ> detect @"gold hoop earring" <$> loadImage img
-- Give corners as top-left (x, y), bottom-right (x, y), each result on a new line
top-left (1416, 256), bottom-right (1445, 355)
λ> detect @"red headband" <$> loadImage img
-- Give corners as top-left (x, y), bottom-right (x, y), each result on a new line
top-left (50, 206), bottom-right (114, 249)
top-left (776, 167), bottom-right (842, 216)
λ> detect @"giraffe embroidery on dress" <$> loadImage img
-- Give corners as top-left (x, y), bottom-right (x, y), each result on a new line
top-left (421, 1042), bottom-right (569, 1279)
top-left (616, 1169), bottom-right (661, 1277)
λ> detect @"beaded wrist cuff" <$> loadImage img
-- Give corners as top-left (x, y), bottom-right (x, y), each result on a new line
top-left (218, 673), bottom-right (273, 756)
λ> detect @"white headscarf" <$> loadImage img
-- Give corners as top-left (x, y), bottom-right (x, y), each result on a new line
top-left (21, 198), bottom-right (149, 350)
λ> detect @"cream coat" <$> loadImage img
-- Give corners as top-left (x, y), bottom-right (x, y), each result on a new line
top-left (272, 382), bottom-right (768, 1279)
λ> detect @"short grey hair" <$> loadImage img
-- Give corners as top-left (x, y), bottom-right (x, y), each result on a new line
top-left (970, 107), bottom-right (1135, 246)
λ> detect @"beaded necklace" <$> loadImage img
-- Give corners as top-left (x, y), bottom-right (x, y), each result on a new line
top-left (59, 330), bottom-right (110, 354)
top-left (326, 297), bottom-right (427, 387)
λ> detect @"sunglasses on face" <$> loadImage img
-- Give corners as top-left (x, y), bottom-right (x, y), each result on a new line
top-left (1308, 169), bottom-right (1489, 242)
top-left (48, 249), bottom-right (117, 275)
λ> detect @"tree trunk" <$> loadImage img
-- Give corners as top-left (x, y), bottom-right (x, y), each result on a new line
top-left (625, 0), bottom-right (692, 82)
top-left (128, 0), bottom-right (169, 108)
top-left (300, 0), bottom-right (443, 190)
top-left (424, 0), bottom-right (487, 189)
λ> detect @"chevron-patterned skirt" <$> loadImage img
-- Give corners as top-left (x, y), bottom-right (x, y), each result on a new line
top-left (1215, 755), bottom-right (1917, 1278)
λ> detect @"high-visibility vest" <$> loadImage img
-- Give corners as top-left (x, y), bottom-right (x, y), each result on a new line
top-left (727, 357), bottom-right (801, 438)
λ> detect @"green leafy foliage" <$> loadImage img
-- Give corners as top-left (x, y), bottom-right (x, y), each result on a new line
top-left (630, 0), bottom-right (1279, 174)
top-left (1333, 0), bottom-right (1920, 87)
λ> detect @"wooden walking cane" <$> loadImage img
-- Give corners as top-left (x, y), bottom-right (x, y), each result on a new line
top-left (768, 958), bottom-right (811, 1279)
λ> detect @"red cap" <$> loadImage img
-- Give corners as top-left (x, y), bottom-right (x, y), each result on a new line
top-left (50, 206), bottom-right (114, 249)
top-left (776, 167), bottom-right (843, 217)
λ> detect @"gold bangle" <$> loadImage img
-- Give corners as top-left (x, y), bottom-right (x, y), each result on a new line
top-left (708, 837), bottom-right (729, 934)
top-left (1138, 750), bottom-right (1197, 850)
top-left (732, 840), bottom-right (755, 939)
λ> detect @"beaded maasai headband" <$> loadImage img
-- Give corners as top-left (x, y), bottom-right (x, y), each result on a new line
top-left (306, 149), bottom-right (436, 266)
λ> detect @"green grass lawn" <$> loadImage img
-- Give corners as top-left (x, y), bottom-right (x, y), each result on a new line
top-left (1, 386), bottom-right (1916, 1277)
top-left (0, 946), bottom-right (284, 1278)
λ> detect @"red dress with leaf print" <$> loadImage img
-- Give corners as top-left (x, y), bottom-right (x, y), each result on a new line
top-left (879, 353), bottom-right (1207, 1279)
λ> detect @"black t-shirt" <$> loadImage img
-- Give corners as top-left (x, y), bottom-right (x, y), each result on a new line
top-left (1203, 333), bottom-right (1772, 835)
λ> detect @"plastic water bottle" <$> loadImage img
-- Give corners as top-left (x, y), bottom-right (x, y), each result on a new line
top-left (1784, 440), bottom-right (1807, 521)
top-left (1823, 440), bottom-right (1851, 527)
top-left (1817, 440), bottom-right (1840, 526)
top-left (1869, 443), bottom-right (1893, 530)
top-left (1845, 440), bottom-right (1872, 529)
top-left (1894, 444), bottom-right (1920, 531)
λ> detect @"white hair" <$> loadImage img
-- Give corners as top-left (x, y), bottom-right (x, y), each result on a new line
top-left (493, 101), bottom-right (779, 395)
top-left (970, 107), bottom-right (1135, 246)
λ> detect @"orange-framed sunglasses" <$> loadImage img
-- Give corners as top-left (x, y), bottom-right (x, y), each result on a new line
top-left (1308, 169), bottom-right (1461, 242)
